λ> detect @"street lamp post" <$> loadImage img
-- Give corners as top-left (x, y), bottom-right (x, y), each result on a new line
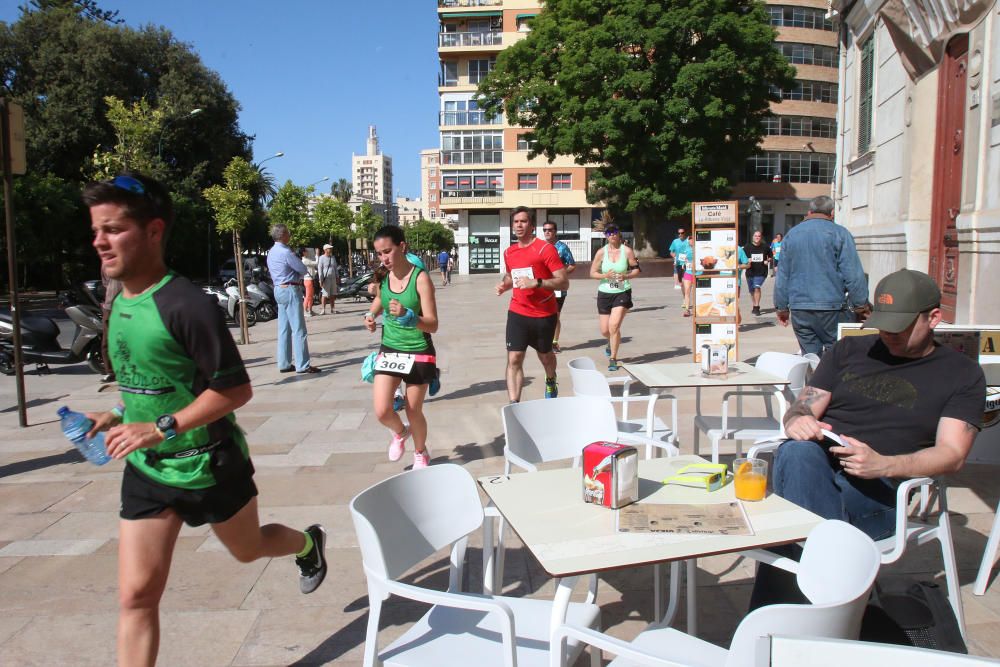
top-left (308, 176), bottom-right (330, 189)
top-left (256, 151), bottom-right (284, 166)
top-left (157, 108), bottom-right (202, 159)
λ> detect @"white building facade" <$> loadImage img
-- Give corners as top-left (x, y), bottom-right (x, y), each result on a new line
top-left (832, 0), bottom-right (1000, 323)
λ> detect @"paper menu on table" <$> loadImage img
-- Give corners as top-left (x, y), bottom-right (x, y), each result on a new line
top-left (694, 323), bottom-right (737, 362)
top-left (695, 229), bottom-right (738, 270)
top-left (694, 276), bottom-right (739, 317)
top-left (617, 502), bottom-right (753, 536)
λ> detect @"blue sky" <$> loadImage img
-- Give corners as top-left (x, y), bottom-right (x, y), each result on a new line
top-left (2, 1), bottom-right (441, 198)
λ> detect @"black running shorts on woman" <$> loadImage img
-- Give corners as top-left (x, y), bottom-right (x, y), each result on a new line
top-left (597, 290), bottom-right (634, 315)
top-left (506, 311), bottom-right (557, 353)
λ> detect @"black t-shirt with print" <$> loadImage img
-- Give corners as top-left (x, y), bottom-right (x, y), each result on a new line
top-left (809, 334), bottom-right (986, 457)
top-left (743, 242), bottom-right (772, 277)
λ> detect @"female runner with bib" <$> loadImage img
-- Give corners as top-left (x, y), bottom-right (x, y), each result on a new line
top-left (589, 224), bottom-right (641, 371)
top-left (363, 226), bottom-right (439, 469)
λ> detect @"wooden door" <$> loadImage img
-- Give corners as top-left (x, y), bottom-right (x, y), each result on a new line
top-left (929, 35), bottom-right (968, 322)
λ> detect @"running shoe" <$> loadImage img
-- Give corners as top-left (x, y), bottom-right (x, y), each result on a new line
top-left (674, 284), bottom-right (681, 290)
top-left (683, 308), bottom-right (691, 318)
top-left (412, 449), bottom-right (430, 469)
top-left (752, 306), bottom-right (761, 316)
top-left (296, 524), bottom-right (327, 594)
top-left (393, 390), bottom-right (405, 412)
top-left (604, 345), bottom-right (612, 357)
top-left (544, 377), bottom-right (558, 399)
top-left (388, 425), bottom-right (410, 461)
top-left (608, 358), bottom-right (620, 372)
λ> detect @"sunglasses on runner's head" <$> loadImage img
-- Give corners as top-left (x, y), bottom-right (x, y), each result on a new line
top-left (109, 175), bottom-right (147, 196)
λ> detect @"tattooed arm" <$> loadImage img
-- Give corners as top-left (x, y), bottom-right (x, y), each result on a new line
top-left (782, 385), bottom-right (833, 441)
top-left (834, 417), bottom-right (979, 480)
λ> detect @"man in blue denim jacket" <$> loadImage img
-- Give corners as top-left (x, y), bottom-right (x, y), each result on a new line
top-left (774, 196), bottom-right (870, 356)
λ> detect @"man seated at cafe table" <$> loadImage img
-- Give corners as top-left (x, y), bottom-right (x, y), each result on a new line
top-left (750, 269), bottom-right (985, 609)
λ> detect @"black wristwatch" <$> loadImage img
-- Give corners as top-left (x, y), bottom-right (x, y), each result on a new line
top-left (536, 278), bottom-right (542, 289)
top-left (155, 414), bottom-right (178, 441)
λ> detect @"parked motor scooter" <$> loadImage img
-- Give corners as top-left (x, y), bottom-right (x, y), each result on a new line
top-left (246, 269), bottom-right (276, 321)
top-left (226, 279), bottom-right (262, 324)
top-left (204, 282), bottom-right (256, 327)
top-left (0, 289), bottom-right (104, 375)
top-left (337, 270), bottom-right (375, 302)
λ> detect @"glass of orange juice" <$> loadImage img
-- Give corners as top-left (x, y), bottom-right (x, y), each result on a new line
top-left (733, 458), bottom-right (767, 501)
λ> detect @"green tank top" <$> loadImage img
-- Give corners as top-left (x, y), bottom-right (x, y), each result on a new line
top-left (380, 266), bottom-right (431, 351)
top-left (598, 244), bottom-right (630, 293)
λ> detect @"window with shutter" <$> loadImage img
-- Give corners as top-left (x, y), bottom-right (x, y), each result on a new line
top-left (858, 36), bottom-right (875, 154)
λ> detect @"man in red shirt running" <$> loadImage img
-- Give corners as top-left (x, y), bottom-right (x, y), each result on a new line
top-left (495, 206), bottom-right (569, 402)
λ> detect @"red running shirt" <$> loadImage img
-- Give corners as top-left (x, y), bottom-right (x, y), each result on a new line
top-left (503, 238), bottom-right (564, 317)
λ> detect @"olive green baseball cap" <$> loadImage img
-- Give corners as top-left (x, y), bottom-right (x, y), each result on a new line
top-left (862, 269), bottom-right (941, 333)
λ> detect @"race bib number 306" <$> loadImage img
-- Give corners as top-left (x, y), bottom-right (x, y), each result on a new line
top-left (375, 353), bottom-right (415, 374)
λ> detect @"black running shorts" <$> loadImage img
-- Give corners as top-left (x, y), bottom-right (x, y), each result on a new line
top-left (120, 442), bottom-right (257, 527)
top-left (597, 290), bottom-right (634, 315)
top-left (376, 343), bottom-right (438, 385)
top-left (506, 310), bottom-right (557, 353)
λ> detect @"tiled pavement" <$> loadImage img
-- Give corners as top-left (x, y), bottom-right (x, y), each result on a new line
top-left (2, 272), bottom-right (1000, 665)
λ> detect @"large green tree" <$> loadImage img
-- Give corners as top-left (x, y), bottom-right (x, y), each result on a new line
top-left (0, 0), bottom-right (252, 287)
top-left (404, 219), bottom-right (454, 254)
top-left (477, 0), bottom-right (795, 251)
top-left (267, 181), bottom-right (312, 247)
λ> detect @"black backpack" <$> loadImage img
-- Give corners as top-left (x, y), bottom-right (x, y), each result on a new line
top-left (860, 580), bottom-right (967, 654)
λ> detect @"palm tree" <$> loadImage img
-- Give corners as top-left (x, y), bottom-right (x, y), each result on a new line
top-left (248, 163), bottom-right (278, 207)
top-left (330, 177), bottom-right (352, 203)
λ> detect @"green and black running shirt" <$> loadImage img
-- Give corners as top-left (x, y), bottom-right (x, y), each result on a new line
top-left (108, 272), bottom-right (251, 489)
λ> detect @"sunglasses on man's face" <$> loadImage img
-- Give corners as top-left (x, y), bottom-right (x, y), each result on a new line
top-left (109, 175), bottom-right (147, 196)
top-left (605, 230), bottom-right (620, 236)
top-left (543, 227), bottom-right (557, 233)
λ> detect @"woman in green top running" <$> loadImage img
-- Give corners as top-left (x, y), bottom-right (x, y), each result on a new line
top-left (363, 226), bottom-right (439, 469)
top-left (589, 224), bottom-right (641, 371)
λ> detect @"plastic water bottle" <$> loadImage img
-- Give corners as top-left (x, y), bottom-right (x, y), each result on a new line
top-left (57, 406), bottom-right (111, 465)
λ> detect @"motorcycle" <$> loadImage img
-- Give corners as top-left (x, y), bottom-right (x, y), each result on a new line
top-left (0, 289), bottom-right (104, 375)
top-left (204, 281), bottom-right (256, 327)
top-left (337, 270), bottom-right (375, 302)
top-left (246, 269), bottom-right (276, 321)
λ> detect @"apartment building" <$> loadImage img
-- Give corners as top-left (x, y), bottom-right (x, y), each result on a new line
top-left (352, 125), bottom-right (394, 206)
top-left (420, 148), bottom-right (444, 222)
top-left (437, 0), bottom-right (601, 275)
top-left (732, 0), bottom-right (840, 239)
top-left (396, 196), bottom-right (424, 225)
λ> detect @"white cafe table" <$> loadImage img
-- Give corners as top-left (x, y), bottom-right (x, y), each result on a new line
top-left (622, 361), bottom-right (791, 462)
top-left (621, 361), bottom-right (789, 391)
top-left (479, 455), bottom-right (822, 638)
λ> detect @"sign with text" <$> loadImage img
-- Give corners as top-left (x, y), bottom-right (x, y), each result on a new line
top-left (692, 201), bottom-right (737, 226)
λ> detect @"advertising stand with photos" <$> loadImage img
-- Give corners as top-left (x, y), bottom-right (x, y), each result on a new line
top-left (691, 201), bottom-right (740, 367)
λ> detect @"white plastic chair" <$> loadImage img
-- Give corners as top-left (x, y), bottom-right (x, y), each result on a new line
top-left (490, 396), bottom-right (684, 622)
top-left (550, 520), bottom-right (881, 667)
top-left (975, 504), bottom-right (1000, 596)
top-left (567, 356), bottom-right (678, 445)
top-left (770, 635), bottom-right (1000, 666)
top-left (693, 351), bottom-right (810, 463)
top-left (350, 464), bottom-right (601, 667)
top-left (746, 440), bottom-right (966, 640)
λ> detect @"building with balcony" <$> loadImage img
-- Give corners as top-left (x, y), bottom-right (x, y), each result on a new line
top-left (437, 0), bottom-right (602, 274)
top-left (352, 125), bottom-right (393, 206)
top-left (732, 0), bottom-right (841, 240)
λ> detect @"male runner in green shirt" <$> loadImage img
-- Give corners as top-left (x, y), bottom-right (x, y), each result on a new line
top-left (83, 173), bottom-right (327, 667)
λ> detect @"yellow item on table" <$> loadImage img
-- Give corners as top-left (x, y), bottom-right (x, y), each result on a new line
top-left (662, 463), bottom-right (730, 492)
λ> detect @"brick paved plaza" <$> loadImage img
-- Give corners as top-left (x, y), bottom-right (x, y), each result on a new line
top-left (2, 273), bottom-right (1000, 665)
